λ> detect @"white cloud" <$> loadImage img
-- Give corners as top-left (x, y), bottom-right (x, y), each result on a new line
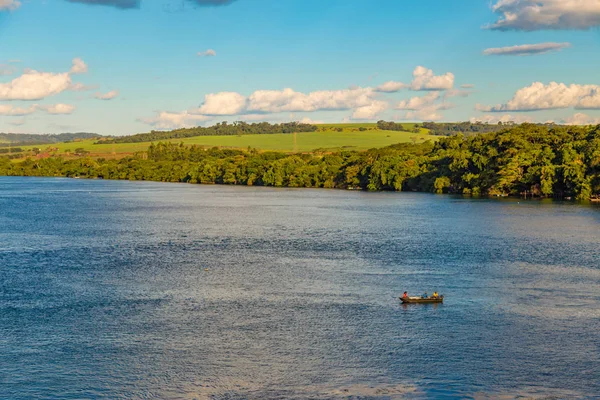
top-left (0, 103), bottom-right (75, 116)
top-left (479, 82), bottom-right (600, 112)
top-left (469, 114), bottom-right (534, 124)
top-left (396, 92), bottom-right (440, 110)
top-left (489, 0), bottom-right (600, 31)
top-left (410, 66), bottom-right (454, 91)
top-left (0, 70), bottom-right (72, 101)
top-left (140, 111), bottom-right (211, 130)
top-left (94, 90), bottom-right (119, 100)
top-left (562, 112), bottom-right (600, 125)
top-left (393, 91), bottom-right (455, 121)
top-left (194, 87), bottom-right (386, 116)
top-left (246, 88), bottom-right (311, 113)
top-left (375, 81), bottom-right (407, 93)
top-left (375, 66), bottom-right (455, 93)
top-left (142, 85), bottom-right (393, 127)
top-left (198, 91), bottom-right (246, 115)
top-left (39, 103), bottom-right (76, 115)
top-left (247, 87), bottom-right (382, 113)
top-left (298, 117), bottom-right (324, 124)
top-left (404, 107), bottom-right (445, 121)
top-left (0, 0), bottom-right (21, 11)
top-left (69, 82), bottom-right (98, 91)
top-left (197, 49), bottom-right (216, 57)
top-left (351, 100), bottom-right (388, 120)
top-left (483, 42), bottom-right (571, 56)
top-left (70, 58), bottom-right (88, 74)
top-left (0, 104), bottom-right (37, 116)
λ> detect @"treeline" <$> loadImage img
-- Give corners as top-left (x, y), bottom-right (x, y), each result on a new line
top-left (377, 120), bottom-right (413, 132)
top-left (0, 147), bottom-right (23, 154)
top-left (421, 121), bottom-right (517, 136)
top-left (0, 132), bottom-right (100, 146)
top-left (2, 124), bottom-right (600, 199)
top-left (99, 121), bottom-right (318, 144)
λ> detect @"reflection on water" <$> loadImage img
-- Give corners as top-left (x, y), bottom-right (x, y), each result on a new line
top-left (0, 177), bottom-right (599, 399)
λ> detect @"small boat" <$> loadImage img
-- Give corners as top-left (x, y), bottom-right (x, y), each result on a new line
top-left (400, 296), bottom-right (443, 304)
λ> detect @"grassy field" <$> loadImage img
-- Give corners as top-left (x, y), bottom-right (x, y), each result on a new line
top-left (14, 125), bottom-right (437, 158)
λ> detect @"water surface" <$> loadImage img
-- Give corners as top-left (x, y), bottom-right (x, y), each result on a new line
top-left (1, 177), bottom-right (599, 399)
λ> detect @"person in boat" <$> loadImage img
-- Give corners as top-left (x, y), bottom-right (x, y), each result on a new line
top-left (402, 291), bottom-right (408, 298)
top-left (422, 292), bottom-right (428, 299)
top-left (432, 291), bottom-right (439, 298)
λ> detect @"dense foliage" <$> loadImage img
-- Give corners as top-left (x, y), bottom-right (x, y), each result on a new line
top-left (376, 120), bottom-right (407, 131)
top-left (421, 121), bottom-right (516, 136)
top-left (0, 132), bottom-right (100, 146)
top-left (99, 121), bottom-right (318, 144)
top-left (3, 124), bottom-right (600, 199)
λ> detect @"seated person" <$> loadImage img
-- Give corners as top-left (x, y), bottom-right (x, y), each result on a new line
top-left (402, 291), bottom-right (408, 298)
top-left (432, 291), bottom-right (439, 298)
top-left (422, 292), bottom-right (428, 299)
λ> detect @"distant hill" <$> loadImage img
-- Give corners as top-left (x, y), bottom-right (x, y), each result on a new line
top-left (0, 132), bottom-right (102, 146)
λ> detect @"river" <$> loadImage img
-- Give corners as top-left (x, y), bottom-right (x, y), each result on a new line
top-left (1, 177), bottom-right (599, 399)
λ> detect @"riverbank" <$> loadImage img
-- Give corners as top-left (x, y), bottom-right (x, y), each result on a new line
top-left (1, 123), bottom-right (599, 199)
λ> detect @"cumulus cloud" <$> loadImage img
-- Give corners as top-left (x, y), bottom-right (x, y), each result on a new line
top-left (410, 66), bottom-right (454, 91)
top-left (298, 117), bottom-right (324, 124)
top-left (488, 0), bottom-right (600, 31)
top-left (479, 82), bottom-right (600, 112)
top-left (0, 70), bottom-right (72, 101)
top-left (94, 90), bottom-right (119, 100)
top-left (198, 91), bottom-right (246, 115)
top-left (396, 92), bottom-right (441, 110)
top-left (140, 111), bottom-right (211, 130)
top-left (0, 0), bottom-right (20, 11)
top-left (375, 81), bottom-right (407, 93)
top-left (0, 103), bottom-right (75, 116)
top-left (197, 49), bottom-right (217, 57)
top-left (393, 91), bottom-right (455, 121)
top-left (403, 107), bottom-right (445, 121)
top-left (483, 42), bottom-right (571, 56)
top-left (470, 114), bottom-right (534, 124)
top-left (142, 85), bottom-right (392, 128)
top-left (351, 100), bottom-right (388, 120)
top-left (0, 104), bottom-right (37, 116)
top-left (39, 103), bottom-right (76, 115)
top-left (66, 0), bottom-right (140, 9)
top-left (562, 112), bottom-right (600, 125)
top-left (194, 87), bottom-right (386, 117)
top-left (70, 58), bottom-right (88, 74)
top-left (247, 87), bottom-right (382, 113)
top-left (375, 66), bottom-right (454, 93)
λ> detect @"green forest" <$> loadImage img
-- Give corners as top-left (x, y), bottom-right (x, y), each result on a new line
top-left (99, 121), bottom-right (318, 144)
top-left (2, 123), bottom-right (600, 199)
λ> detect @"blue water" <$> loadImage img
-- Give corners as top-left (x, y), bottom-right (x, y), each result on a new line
top-left (1, 176), bottom-right (599, 399)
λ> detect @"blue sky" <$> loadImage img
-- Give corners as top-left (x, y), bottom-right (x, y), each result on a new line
top-left (1, 0), bottom-right (600, 135)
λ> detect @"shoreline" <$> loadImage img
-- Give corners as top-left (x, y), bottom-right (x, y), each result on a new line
top-left (2, 174), bottom-right (599, 204)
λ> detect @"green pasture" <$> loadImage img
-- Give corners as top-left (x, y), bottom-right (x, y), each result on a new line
top-left (16, 128), bottom-right (436, 158)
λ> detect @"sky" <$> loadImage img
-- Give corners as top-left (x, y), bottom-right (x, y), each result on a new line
top-left (1, 0), bottom-right (600, 135)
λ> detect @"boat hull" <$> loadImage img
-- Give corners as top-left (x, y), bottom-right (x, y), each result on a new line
top-left (400, 297), bottom-right (443, 304)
